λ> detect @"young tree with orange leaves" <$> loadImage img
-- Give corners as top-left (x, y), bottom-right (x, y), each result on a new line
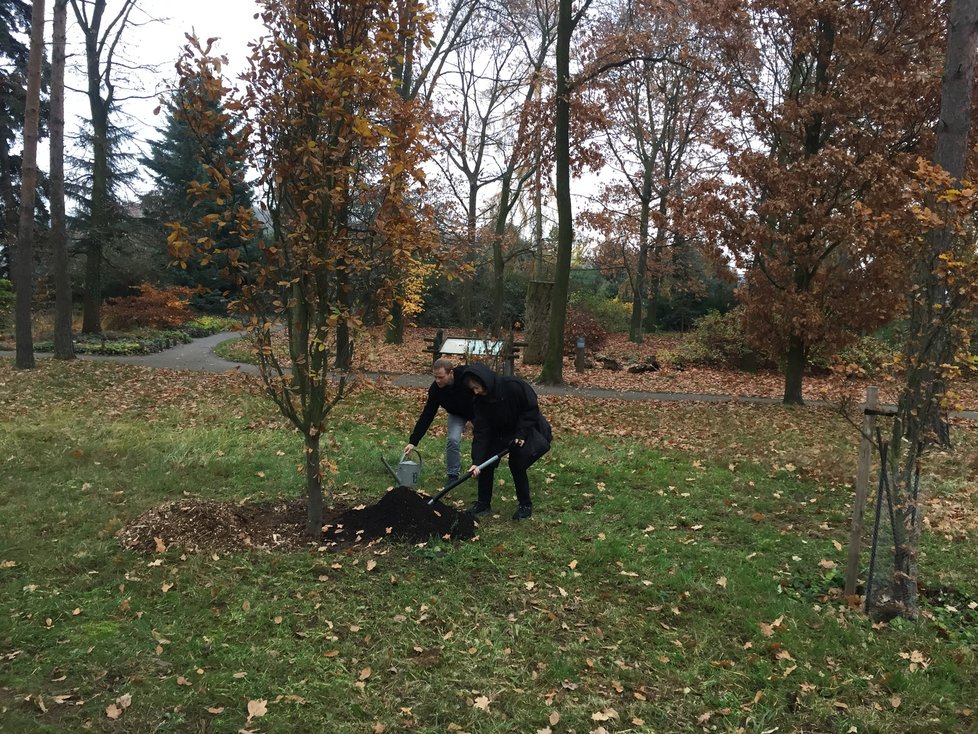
top-left (713, 0), bottom-right (943, 404)
top-left (881, 0), bottom-right (978, 620)
top-left (168, 0), bottom-right (437, 535)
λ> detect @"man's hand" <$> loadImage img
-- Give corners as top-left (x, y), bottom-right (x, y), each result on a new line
top-left (404, 443), bottom-right (415, 455)
top-left (468, 464), bottom-right (480, 477)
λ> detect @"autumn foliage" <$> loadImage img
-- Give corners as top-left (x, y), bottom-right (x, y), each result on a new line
top-left (710, 0), bottom-right (944, 403)
top-left (167, 0), bottom-right (437, 534)
top-left (103, 283), bottom-right (196, 330)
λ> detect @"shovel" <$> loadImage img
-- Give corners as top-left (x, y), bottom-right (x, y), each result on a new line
top-left (427, 446), bottom-right (511, 506)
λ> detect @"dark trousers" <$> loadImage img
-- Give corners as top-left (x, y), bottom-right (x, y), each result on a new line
top-left (476, 453), bottom-right (532, 507)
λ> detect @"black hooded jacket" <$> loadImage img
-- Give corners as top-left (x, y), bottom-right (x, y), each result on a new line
top-left (462, 363), bottom-right (552, 464)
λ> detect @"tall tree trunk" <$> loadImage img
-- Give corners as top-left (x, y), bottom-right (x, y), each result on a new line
top-left (523, 279), bottom-right (553, 364)
top-left (82, 96), bottom-right (110, 334)
top-left (540, 0), bottom-right (573, 385)
top-left (885, 0), bottom-right (978, 620)
top-left (782, 334), bottom-right (805, 405)
top-left (14, 0), bottom-right (45, 370)
top-left (629, 172), bottom-right (653, 344)
top-left (51, 0), bottom-right (74, 360)
top-left (490, 171), bottom-right (513, 335)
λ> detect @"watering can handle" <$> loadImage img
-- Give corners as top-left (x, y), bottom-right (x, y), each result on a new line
top-left (403, 447), bottom-right (422, 468)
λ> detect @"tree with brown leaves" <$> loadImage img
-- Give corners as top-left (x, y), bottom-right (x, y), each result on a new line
top-left (169, 0), bottom-right (438, 535)
top-left (713, 0), bottom-right (943, 404)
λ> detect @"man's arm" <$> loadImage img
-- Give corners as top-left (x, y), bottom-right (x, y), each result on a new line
top-left (407, 386), bottom-right (440, 448)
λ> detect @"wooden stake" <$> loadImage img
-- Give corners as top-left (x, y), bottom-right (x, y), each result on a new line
top-left (845, 385), bottom-right (879, 596)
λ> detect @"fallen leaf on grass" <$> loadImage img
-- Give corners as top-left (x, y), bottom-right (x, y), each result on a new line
top-left (716, 576), bottom-right (727, 589)
top-left (359, 667), bottom-right (372, 681)
top-left (206, 706), bottom-right (224, 714)
top-left (591, 708), bottom-right (618, 721)
top-left (366, 560), bottom-right (378, 572)
top-left (473, 695), bottom-right (490, 711)
top-left (105, 693), bottom-right (132, 720)
top-left (161, 582), bottom-right (174, 593)
top-left (246, 698), bottom-right (267, 722)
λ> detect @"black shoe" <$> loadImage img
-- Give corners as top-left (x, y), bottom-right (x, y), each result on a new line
top-left (512, 505), bottom-right (532, 521)
top-left (446, 474), bottom-right (460, 485)
top-left (466, 501), bottom-right (491, 517)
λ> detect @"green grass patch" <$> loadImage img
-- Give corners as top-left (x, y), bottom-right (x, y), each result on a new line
top-left (0, 359), bottom-right (976, 733)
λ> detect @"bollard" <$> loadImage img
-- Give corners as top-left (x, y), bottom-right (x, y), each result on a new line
top-left (575, 336), bottom-right (586, 373)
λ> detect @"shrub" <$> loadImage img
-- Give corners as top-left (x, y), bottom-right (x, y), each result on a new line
top-left (563, 305), bottom-right (609, 355)
top-left (102, 283), bottom-right (196, 330)
top-left (669, 309), bottom-right (770, 369)
top-left (828, 335), bottom-right (899, 378)
top-left (569, 291), bottom-right (630, 333)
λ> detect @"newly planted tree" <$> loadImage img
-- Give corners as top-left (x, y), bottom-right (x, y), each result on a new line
top-left (880, 0), bottom-right (978, 620)
top-left (170, 0), bottom-right (436, 535)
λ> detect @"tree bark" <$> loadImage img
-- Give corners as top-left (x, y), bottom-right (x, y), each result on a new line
top-left (51, 0), bottom-right (74, 360)
top-left (540, 0), bottom-right (573, 385)
top-left (629, 170), bottom-right (653, 344)
top-left (304, 433), bottom-right (323, 537)
top-left (14, 0), bottom-right (46, 370)
top-left (490, 171), bottom-right (513, 335)
top-left (782, 334), bottom-right (806, 405)
top-left (523, 279), bottom-right (554, 364)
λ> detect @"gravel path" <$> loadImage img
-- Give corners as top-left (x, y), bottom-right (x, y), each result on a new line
top-left (5, 331), bottom-right (977, 419)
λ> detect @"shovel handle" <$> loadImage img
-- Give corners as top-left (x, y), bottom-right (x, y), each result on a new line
top-left (427, 447), bottom-right (511, 505)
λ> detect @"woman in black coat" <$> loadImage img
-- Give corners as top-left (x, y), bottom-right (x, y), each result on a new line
top-left (460, 363), bottom-right (552, 520)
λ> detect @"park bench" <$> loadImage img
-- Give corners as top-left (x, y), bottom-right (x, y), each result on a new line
top-left (424, 328), bottom-right (526, 376)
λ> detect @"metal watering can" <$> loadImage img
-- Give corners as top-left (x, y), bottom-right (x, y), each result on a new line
top-left (381, 448), bottom-right (423, 488)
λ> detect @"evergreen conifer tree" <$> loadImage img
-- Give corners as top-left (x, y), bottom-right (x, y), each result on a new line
top-left (141, 85), bottom-right (255, 311)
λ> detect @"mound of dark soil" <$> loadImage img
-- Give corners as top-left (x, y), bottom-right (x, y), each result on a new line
top-left (322, 486), bottom-right (476, 547)
top-left (118, 487), bottom-right (476, 555)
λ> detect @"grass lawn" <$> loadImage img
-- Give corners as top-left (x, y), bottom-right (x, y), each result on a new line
top-left (0, 358), bottom-right (976, 733)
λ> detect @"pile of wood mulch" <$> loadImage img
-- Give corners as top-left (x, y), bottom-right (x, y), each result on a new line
top-left (118, 487), bottom-right (476, 555)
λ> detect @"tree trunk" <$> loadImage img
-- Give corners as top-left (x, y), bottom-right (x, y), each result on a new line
top-left (14, 0), bottom-right (46, 370)
top-left (304, 433), bottom-right (324, 536)
top-left (524, 280), bottom-right (554, 364)
top-left (82, 95), bottom-right (110, 334)
top-left (886, 0), bottom-right (978, 620)
top-left (385, 302), bottom-right (404, 344)
top-left (540, 0), bottom-right (573, 385)
top-left (782, 335), bottom-right (806, 405)
top-left (490, 171), bottom-right (513, 335)
top-left (51, 0), bottom-right (74, 360)
top-left (629, 173), bottom-right (653, 344)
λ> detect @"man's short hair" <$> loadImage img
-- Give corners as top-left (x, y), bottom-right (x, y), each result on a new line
top-left (433, 357), bottom-right (455, 372)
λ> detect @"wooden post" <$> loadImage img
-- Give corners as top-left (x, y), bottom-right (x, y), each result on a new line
top-left (845, 385), bottom-right (879, 596)
top-left (431, 328), bottom-right (444, 364)
top-left (575, 336), bottom-right (586, 373)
